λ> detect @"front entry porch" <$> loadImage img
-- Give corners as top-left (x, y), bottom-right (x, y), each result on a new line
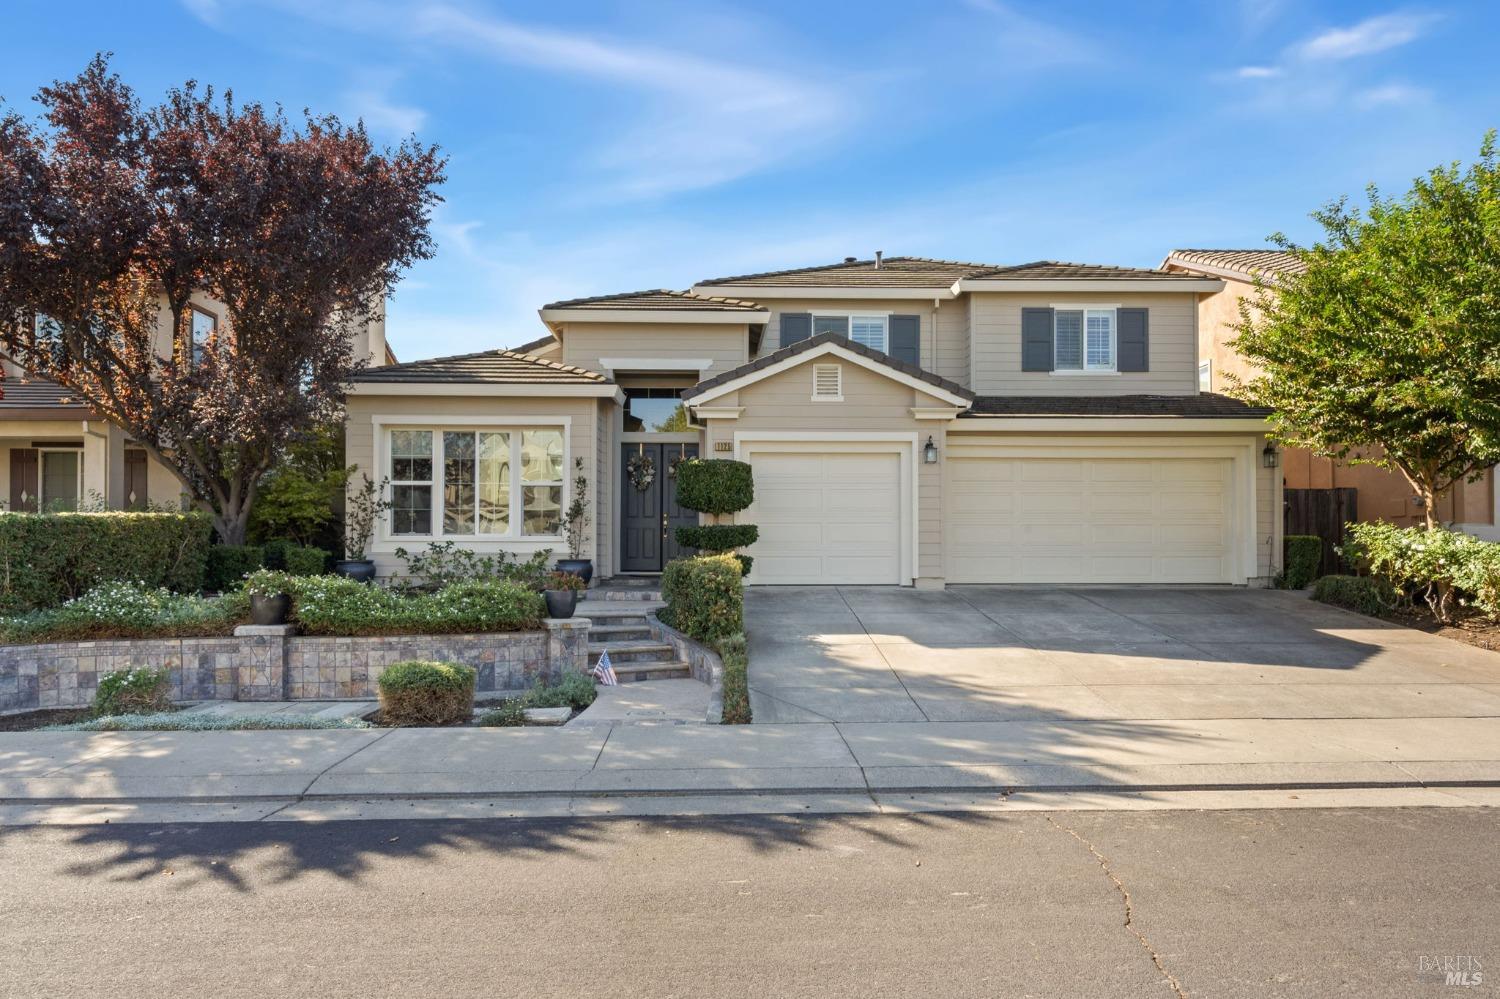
top-left (618, 441), bottom-right (699, 573)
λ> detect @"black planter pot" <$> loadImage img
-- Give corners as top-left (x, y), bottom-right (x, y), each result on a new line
top-left (555, 558), bottom-right (593, 586)
top-left (249, 593), bottom-right (291, 626)
top-left (544, 588), bottom-right (579, 619)
top-left (334, 559), bottom-right (377, 583)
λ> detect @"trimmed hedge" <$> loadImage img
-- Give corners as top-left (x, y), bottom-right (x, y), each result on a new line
top-left (676, 524), bottom-right (760, 552)
top-left (283, 545), bottom-right (329, 576)
top-left (674, 459), bottom-right (753, 515)
top-left (0, 580), bottom-right (249, 644)
top-left (661, 553), bottom-right (743, 644)
top-left (1283, 534), bottom-right (1324, 589)
top-left (288, 576), bottom-right (545, 636)
top-left (717, 633), bottom-right (750, 725)
top-left (205, 545), bottom-right (265, 592)
top-left (377, 660), bottom-right (476, 726)
top-left (1311, 574), bottom-right (1390, 617)
top-left (0, 512), bottom-right (213, 613)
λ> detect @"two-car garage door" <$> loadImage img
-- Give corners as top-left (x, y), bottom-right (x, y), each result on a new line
top-left (946, 455), bottom-right (1235, 584)
top-left (744, 445), bottom-right (1238, 586)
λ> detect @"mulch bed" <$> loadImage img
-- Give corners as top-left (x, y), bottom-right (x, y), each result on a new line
top-left (1381, 608), bottom-right (1500, 652)
top-left (0, 708), bottom-right (93, 732)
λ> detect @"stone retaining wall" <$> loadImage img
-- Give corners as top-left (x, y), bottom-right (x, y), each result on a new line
top-left (646, 612), bottom-right (724, 724)
top-left (0, 618), bottom-right (591, 714)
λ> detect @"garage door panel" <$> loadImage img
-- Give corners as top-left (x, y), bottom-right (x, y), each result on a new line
top-left (748, 449), bottom-right (902, 585)
top-left (947, 455), bottom-right (1234, 584)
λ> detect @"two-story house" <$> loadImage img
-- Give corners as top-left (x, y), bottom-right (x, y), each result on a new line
top-left (1164, 248), bottom-right (1498, 539)
top-left (1, 296), bottom-right (392, 514)
top-left (345, 255), bottom-right (1280, 587)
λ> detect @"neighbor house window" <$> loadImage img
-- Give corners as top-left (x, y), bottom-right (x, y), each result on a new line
top-left (189, 306), bottom-right (217, 368)
top-left (387, 427), bottom-right (564, 538)
top-left (39, 449), bottom-right (81, 512)
top-left (1054, 308), bottom-right (1116, 371)
top-left (1198, 359), bottom-right (1212, 392)
top-left (811, 314), bottom-right (889, 353)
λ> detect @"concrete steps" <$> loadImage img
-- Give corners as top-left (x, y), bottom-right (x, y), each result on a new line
top-left (579, 597), bottom-right (687, 682)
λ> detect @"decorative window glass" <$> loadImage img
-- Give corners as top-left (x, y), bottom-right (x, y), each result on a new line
top-left (1055, 308), bottom-right (1116, 371)
top-left (388, 427), bottom-right (563, 538)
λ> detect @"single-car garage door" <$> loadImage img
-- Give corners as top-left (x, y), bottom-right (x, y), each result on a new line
top-left (746, 450), bottom-right (903, 585)
top-left (946, 456), bottom-right (1234, 584)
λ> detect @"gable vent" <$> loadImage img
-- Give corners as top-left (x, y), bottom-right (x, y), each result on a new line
top-left (812, 363), bottom-right (843, 401)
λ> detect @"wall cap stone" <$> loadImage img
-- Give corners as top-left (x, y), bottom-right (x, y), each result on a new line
top-left (233, 624), bottom-right (298, 637)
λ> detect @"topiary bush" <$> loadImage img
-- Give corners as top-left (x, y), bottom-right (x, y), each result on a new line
top-left (661, 553), bottom-right (744, 644)
top-left (673, 459), bottom-right (753, 515)
top-left (283, 545), bottom-right (329, 576)
top-left (1312, 574), bottom-right (1392, 617)
top-left (205, 544), bottom-right (265, 592)
top-left (1282, 534), bottom-right (1324, 589)
top-left (0, 512), bottom-right (213, 613)
top-left (377, 660), bottom-right (476, 726)
top-left (93, 665), bottom-right (173, 716)
top-left (675, 524), bottom-right (760, 551)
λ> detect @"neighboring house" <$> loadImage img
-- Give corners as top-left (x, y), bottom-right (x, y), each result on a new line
top-left (1163, 249), bottom-right (1498, 538)
top-left (346, 255), bottom-right (1282, 587)
top-left (0, 297), bottom-right (391, 514)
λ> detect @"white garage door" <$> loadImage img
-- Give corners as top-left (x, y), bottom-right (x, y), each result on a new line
top-left (746, 450), bottom-right (903, 585)
top-left (946, 457), bottom-right (1233, 584)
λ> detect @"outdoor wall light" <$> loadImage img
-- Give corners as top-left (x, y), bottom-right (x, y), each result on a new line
top-left (923, 436), bottom-right (939, 464)
top-left (1262, 443), bottom-right (1280, 469)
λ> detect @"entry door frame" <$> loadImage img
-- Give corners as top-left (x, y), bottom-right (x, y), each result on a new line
top-left (618, 439), bottom-right (700, 573)
top-left (733, 431), bottom-right (919, 586)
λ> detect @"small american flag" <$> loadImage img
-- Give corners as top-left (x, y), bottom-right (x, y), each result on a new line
top-left (592, 649), bottom-right (619, 686)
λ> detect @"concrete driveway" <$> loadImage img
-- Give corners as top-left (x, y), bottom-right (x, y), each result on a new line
top-left (745, 586), bottom-right (1500, 724)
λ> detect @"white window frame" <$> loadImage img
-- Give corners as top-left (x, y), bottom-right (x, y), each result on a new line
top-left (388, 429), bottom-right (435, 537)
top-left (811, 363), bottom-right (843, 402)
top-left (810, 311), bottom-right (890, 353)
top-left (1051, 305), bottom-right (1118, 374)
top-left (379, 420), bottom-right (569, 542)
top-left (1198, 359), bottom-right (1212, 392)
top-left (38, 447), bottom-right (83, 511)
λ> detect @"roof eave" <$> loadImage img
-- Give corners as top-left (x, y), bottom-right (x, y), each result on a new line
top-left (347, 381), bottom-right (620, 400)
top-left (953, 415), bottom-right (1271, 432)
top-left (1162, 255), bottom-right (1282, 286)
top-left (955, 277), bottom-right (1225, 293)
top-left (690, 284), bottom-right (958, 300)
top-left (537, 308), bottom-right (767, 325)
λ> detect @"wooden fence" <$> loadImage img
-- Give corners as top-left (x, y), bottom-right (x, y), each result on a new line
top-left (1284, 487), bottom-right (1358, 576)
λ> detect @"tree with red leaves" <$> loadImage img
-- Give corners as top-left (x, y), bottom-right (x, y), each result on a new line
top-left (0, 55), bottom-right (444, 543)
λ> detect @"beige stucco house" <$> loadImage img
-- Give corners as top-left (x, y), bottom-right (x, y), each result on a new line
top-left (346, 255), bottom-right (1283, 588)
top-left (1, 296), bottom-right (391, 514)
top-left (1164, 249), bottom-right (1497, 538)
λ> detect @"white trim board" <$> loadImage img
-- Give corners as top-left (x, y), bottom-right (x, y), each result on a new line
top-left (687, 340), bottom-right (971, 408)
top-left (597, 357), bottom-right (712, 378)
top-left (733, 431), bottom-right (920, 587)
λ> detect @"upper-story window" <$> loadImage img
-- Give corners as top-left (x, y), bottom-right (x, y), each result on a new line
top-left (1055, 308), bottom-right (1116, 372)
top-left (812, 314), bottom-right (888, 353)
top-left (189, 306), bottom-right (217, 368)
top-left (623, 387), bottom-right (696, 432)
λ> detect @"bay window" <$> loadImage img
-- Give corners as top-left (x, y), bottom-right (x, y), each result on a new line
top-left (388, 426), bottom-right (565, 538)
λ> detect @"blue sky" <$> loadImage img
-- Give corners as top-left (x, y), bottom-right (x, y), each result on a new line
top-left (2, 1), bottom-right (1497, 360)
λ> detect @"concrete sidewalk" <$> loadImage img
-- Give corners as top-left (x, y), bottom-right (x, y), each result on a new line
top-left (4, 712), bottom-right (1500, 807)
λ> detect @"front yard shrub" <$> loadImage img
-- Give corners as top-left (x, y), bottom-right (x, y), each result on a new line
top-left (0, 511), bottom-right (213, 612)
top-left (1282, 535), bottom-right (1324, 589)
top-left (717, 633), bottom-right (750, 724)
top-left (393, 540), bottom-right (553, 591)
top-left (1342, 522), bottom-right (1500, 622)
top-left (477, 699), bottom-right (526, 727)
top-left (377, 660), bottom-right (476, 726)
top-left (0, 580), bottom-right (249, 644)
top-left (673, 459), bottom-right (753, 515)
top-left (205, 544), bottom-right (265, 592)
top-left (661, 554), bottom-right (743, 644)
top-left (1312, 574), bottom-right (1392, 617)
top-left (523, 670), bottom-right (597, 710)
top-left (93, 666), bottom-right (172, 716)
top-left (675, 524), bottom-right (760, 551)
top-left (283, 545), bottom-right (330, 576)
top-left (288, 576), bottom-right (545, 636)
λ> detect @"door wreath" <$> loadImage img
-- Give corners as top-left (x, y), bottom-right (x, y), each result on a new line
top-left (627, 451), bottom-right (657, 491)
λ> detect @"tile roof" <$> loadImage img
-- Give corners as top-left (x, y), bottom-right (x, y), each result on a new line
top-left (349, 349), bottom-right (610, 385)
top-left (696, 256), bottom-right (1002, 288)
top-left (542, 289), bottom-right (765, 312)
top-left (509, 333), bottom-right (558, 353)
top-left (681, 331), bottom-right (974, 403)
top-left (696, 256), bottom-right (1198, 288)
top-left (0, 373), bottom-right (92, 412)
top-left (1165, 249), bottom-right (1306, 280)
top-left (964, 393), bottom-right (1271, 419)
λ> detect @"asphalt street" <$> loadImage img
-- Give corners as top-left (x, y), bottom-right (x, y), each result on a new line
top-left (1, 807), bottom-right (1495, 998)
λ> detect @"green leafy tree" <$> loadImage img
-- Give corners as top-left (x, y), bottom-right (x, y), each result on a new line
top-left (1232, 133), bottom-right (1500, 527)
top-left (248, 422), bottom-right (349, 547)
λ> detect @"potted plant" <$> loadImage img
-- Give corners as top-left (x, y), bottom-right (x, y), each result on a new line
top-left (243, 569), bottom-right (296, 626)
top-left (542, 569), bottom-right (586, 619)
top-left (556, 457), bottom-right (593, 585)
top-left (336, 473), bottom-right (391, 582)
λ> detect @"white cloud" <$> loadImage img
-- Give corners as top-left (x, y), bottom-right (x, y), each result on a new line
top-left (344, 87), bottom-right (427, 138)
top-left (1239, 0), bottom-right (1287, 34)
top-left (1235, 65), bottom-right (1282, 79)
top-left (1354, 82), bottom-right (1430, 109)
top-left (1294, 11), bottom-right (1440, 61)
top-left (961, 0), bottom-right (1103, 67)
